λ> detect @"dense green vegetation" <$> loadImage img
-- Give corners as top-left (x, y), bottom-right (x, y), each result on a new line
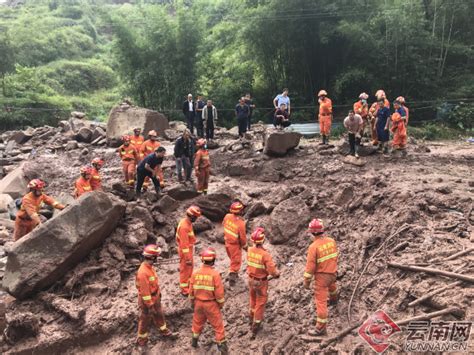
top-left (1, 0), bottom-right (473, 135)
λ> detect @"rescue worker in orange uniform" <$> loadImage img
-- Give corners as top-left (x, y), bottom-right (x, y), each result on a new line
top-left (90, 158), bottom-right (104, 191)
top-left (176, 205), bottom-right (202, 296)
top-left (368, 90), bottom-right (390, 145)
top-left (354, 92), bottom-right (369, 140)
top-left (14, 179), bottom-right (65, 241)
top-left (303, 219), bottom-right (338, 336)
top-left (194, 138), bottom-right (210, 194)
top-left (247, 227), bottom-right (280, 338)
top-left (391, 100), bottom-right (408, 154)
top-left (222, 201), bottom-right (247, 285)
top-left (396, 96), bottom-right (409, 126)
top-left (136, 244), bottom-right (176, 346)
top-left (74, 166), bottom-right (93, 199)
top-left (117, 135), bottom-right (138, 187)
top-left (190, 248), bottom-right (227, 354)
top-left (130, 128), bottom-right (145, 157)
top-left (140, 130), bottom-right (165, 190)
top-left (317, 90), bottom-right (333, 145)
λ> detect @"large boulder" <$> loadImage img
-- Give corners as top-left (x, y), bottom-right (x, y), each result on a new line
top-left (166, 184), bottom-right (200, 201)
top-left (75, 127), bottom-right (93, 143)
top-left (106, 105), bottom-right (169, 147)
top-left (2, 192), bottom-right (125, 299)
top-left (0, 194), bottom-right (13, 214)
top-left (195, 193), bottom-right (233, 222)
top-left (9, 131), bottom-right (33, 145)
top-left (267, 196), bottom-right (310, 244)
top-left (263, 131), bottom-right (302, 157)
top-left (0, 164), bottom-right (28, 199)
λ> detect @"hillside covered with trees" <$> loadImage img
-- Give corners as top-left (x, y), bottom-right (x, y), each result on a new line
top-left (0, 0), bottom-right (472, 132)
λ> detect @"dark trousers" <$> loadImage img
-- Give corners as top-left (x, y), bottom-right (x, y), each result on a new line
top-left (136, 169), bottom-right (161, 195)
top-left (206, 120), bottom-right (215, 140)
top-left (196, 115), bottom-right (204, 138)
top-left (273, 117), bottom-right (291, 128)
top-left (247, 115), bottom-right (252, 130)
top-left (237, 117), bottom-right (247, 137)
top-left (185, 112), bottom-right (195, 134)
top-left (176, 157), bottom-right (192, 181)
top-left (348, 133), bottom-right (361, 155)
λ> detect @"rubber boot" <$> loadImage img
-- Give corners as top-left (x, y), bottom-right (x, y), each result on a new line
top-left (217, 341), bottom-right (229, 355)
top-left (308, 327), bottom-right (327, 336)
top-left (191, 336), bottom-right (199, 348)
top-left (228, 272), bottom-right (237, 286)
top-left (251, 322), bottom-right (261, 339)
top-left (319, 135), bottom-right (326, 145)
top-left (161, 329), bottom-right (177, 340)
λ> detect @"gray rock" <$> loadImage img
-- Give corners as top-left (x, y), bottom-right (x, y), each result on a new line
top-left (0, 164), bottom-right (28, 199)
top-left (91, 126), bottom-right (106, 142)
top-left (193, 215), bottom-right (213, 233)
top-left (9, 131), bottom-right (33, 145)
top-left (263, 131), bottom-right (302, 157)
top-left (246, 202), bottom-right (268, 219)
top-left (65, 141), bottom-right (79, 151)
top-left (155, 195), bottom-right (179, 214)
top-left (76, 127), bottom-right (93, 143)
top-left (166, 184), bottom-right (200, 201)
top-left (164, 129), bottom-right (181, 141)
top-left (195, 193), bottom-right (233, 222)
top-left (58, 120), bottom-right (71, 133)
top-left (2, 191), bottom-right (125, 299)
top-left (0, 194), bottom-right (13, 214)
top-left (268, 196), bottom-right (310, 244)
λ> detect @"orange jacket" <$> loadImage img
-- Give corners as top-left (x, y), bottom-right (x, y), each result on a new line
top-left (194, 149), bottom-right (210, 170)
top-left (353, 100), bottom-right (368, 118)
top-left (176, 217), bottom-right (196, 262)
top-left (222, 213), bottom-right (247, 246)
top-left (189, 264), bottom-right (225, 304)
top-left (304, 236), bottom-right (338, 279)
top-left (130, 135), bottom-right (144, 152)
top-left (140, 139), bottom-right (160, 159)
top-left (74, 176), bottom-right (92, 199)
top-left (319, 98), bottom-right (333, 116)
top-left (136, 262), bottom-right (161, 307)
top-left (118, 144), bottom-right (138, 161)
top-left (17, 192), bottom-right (63, 224)
top-left (90, 167), bottom-right (101, 190)
top-left (391, 113), bottom-right (407, 136)
top-left (247, 246), bottom-right (279, 279)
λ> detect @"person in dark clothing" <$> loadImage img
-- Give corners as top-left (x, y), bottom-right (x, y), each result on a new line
top-left (195, 95), bottom-right (206, 138)
top-left (244, 93), bottom-right (256, 131)
top-left (202, 100), bottom-right (218, 141)
top-left (235, 97), bottom-right (250, 138)
top-left (273, 103), bottom-right (291, 129)
top-left (136, 147), bottom-right (167, 197)
top-left (375, 99), bottom-right (391, 153)
top-left (182, 94), bottom-right (196, 135)
top-left (174, 130), bottom-right (195, 183)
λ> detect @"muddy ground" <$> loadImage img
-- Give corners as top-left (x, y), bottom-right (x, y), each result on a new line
top-left (1, 132), bottom-right (473, 354)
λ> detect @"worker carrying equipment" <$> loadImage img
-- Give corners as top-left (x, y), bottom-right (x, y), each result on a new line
top-left (317, 90), bottom-right (333, 145)
top-left (14, 179), bottom-right (65, 241)
top-left (117, 135), bottom-right (138, 188)
top-left (136, 244), bottom-right (176, 346)
top-left (74, 166), bottom-right (93, 199)
top-left (176, 206), bottom-right (202, 296)
top-left (222, 200), bottom-right (247, 285)
top-left (247, 227), bottom-right (280, 339)
top-left (303, 218), bottom-right (338, 336)
top-left (90, 158), bottom-right (104, 191)
top-left (190, 248), bottom-right (228, 354)
top-left (194, 139), bottom-right (211, 194)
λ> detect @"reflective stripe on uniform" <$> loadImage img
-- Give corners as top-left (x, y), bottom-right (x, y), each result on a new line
top-left (159, 323), bottom-right (167, 331)
top-left (193, 285), bottom-right (215, 291)
top-left (317, 252), bottom-right (338, 263)
top-left (254, 319), bottom-right (261, 323)
top-left (248, 261), bottom-right (265, 269)
top-left (193, 333), bottom-right (200, 338)
top-left (180, 283), bottom-right (189, 287)
top-left (317, 317), bottom-right (328, 323)
top-left (329, 289), bottom-right (338, 295)
top-left (224, 228), bottom-right (239, 238)
top-left (137, 332), bottom-right (148, 338)
top-left (83, 186), bottom-right (91, 191)
top-left (216, 298), bottom-right (225, 304)
top-left (304, 272), bottom-right (313, 278)
top-left (142, 295), bottom-right (152, 301)
top-left (149, 276), bottom-right (156, 281)
top-left (182, 248), bottom-right (190, 253)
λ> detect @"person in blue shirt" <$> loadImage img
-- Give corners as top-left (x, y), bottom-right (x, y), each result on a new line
top-left (136, 147), bottom-right (167, 197)
top-left (374, 99), bottom-right (390, 153)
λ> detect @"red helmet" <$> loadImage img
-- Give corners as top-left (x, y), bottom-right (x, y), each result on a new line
top-left (143, 244), bottom-right (161, 257)
top-left (186, 205), bottom-right (202, 218)
top-left (200, 247), bottom-right (217, 262)
top-left (251, 227), bottom-right (265, 244)
top-left (396, 96), bottom-right (405, 104)
top-left (28, 179), bottom-right (45, 190)
top-left (80, 166), bottom-right (93, 175)
top-left (91, 158), bottom-right (104, 167)
top-left (308, 218), bottom-right (325, 234)
top-left (318, 90), bottom-right (328, 97)
top-left (122, 135), bottom-right (131, 142)
top-left (229, 201), bottom-right (244, 214)
top-left (196, 138), bottom-right (207, 147)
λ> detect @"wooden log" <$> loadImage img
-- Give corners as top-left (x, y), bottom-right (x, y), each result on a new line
top-left (396, 307), bottom-right (464, 326)
top-left (443, 246), bottom-right (474, 261)
top-left (390, 241), bottom-right (409, 253)
top-left (270, 333), bottom-right (295, 355)
top-left (388, 262), bottom-right (474, 283)
top-left (39, 293), bottom-right (86, 321)
top-left (408, 281), bottom-right (462, 307)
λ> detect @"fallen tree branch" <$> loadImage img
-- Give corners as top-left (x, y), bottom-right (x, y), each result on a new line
top-left (408, 281), bottom-right (463, 307)
top-left (443, 247), bottom-right (474, 261)
top-left (347, 224), bottom-right (410, 322)
top-left (396, 307), bottom-right (464, 326)
top-left (388, 263), bottom-right (474, 283)
top-left (390, 241), bottom-right (409, 253)
top-left (270, 333), bottom-right (295, 355)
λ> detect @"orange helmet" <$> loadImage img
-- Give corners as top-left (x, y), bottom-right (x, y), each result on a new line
top-left (122, 135), bottom-right (131, 142)
top-left (91, 158), bottom-right (104, 167)
top-left (148, 130), bottom-right (157, 137)
top-left (230, 201), bottom-right (244, 214)
top-left (251, 227), bottom-right (266, 244)
top-left (196, 138), bottom-right (207, 147)
top-left (396, 96), bottom-right (405, 104)
top-left (308, 218), bottom-right (325, 234)
top-left (391, 112), bottom-right (402, 122)
top-left (80, 166), bottom-right (93, 175)
top-left (359, 92), bottom-right (369, 100)
top-left (375, 90), bottom-right (386, 99)
top-left (186, 205), bottom-right (202, 218)
top-left (27, 179), bottom-right (45, 190)
top-left (143, 244), bottom-right (161, 258)
top-left (200, 247), bottom-right (217, 262)
top-left (318, 90), bottom-right (328, 97)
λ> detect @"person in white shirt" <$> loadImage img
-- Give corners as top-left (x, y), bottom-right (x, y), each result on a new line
top-left (343, 110), bottom-right (364, 157)
top-left (273, 88), bottom-right (290, 115)
top-left (182, 94), bottom-right (196, 134)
